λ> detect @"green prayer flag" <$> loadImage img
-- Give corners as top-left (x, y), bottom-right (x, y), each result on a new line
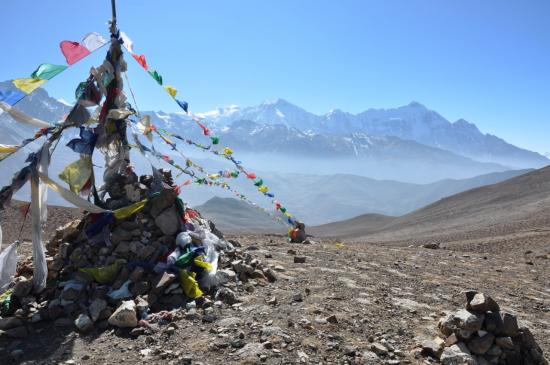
top-left (31, 63), bottom-right (68, 80)
top-left (148, 70), bottom-right (163, 85)
top-left (210, 136), bottom-right (220, 145)
top-left (254, 179), bottom-right (263, 187)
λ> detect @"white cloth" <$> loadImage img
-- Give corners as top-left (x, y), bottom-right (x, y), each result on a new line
top-left (120, 32), bottom-right (134, 53)
top-left (0, 241), bottom-right (18, 293)
top-left (82, 32), bottom-right (108, 52)
top-left (38, 172), bottom-right (110, 214)
top-left (0, 102), bottom-right (52, 128)
top-left (31, 169), bottom-right (47, 291)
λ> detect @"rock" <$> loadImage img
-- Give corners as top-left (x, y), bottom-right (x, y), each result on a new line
top-left (439, 309), bottom-right (484, 339)
top-left (326, 314), bottom-right (338, 324)
top-left (484, 311), bottom-right (504, 333)
top-left (149, 188), bottom-right (177, 217)
top-left (75, 314), bottom-right (94, 333)
top-left (215, 287), bottom-right (238, 305)
top-left (154, 206), bottom-right (181, 235)
top-left (10, 349), bottom-right (24, 361)
top-left (293, 256), bottom-right (306, 264)
top-left (130, 327), bottom-right (145, 337)
top-left (55, 317), bottom-right (74, 327)
top-left (467, 293), bottom-right (500, 313)
top-left (262, 268), bottom-right (277, 282)
top-left (152, 272), bottom-right (177, 295)
top-left (371, 343), bottom-right (388, 356)
top-left (108, 300), bottom-right (138, 328)
top-left (292, 293), bottom-right (303, 302)
top-left (467, 333), bottom-right (494, 355)
top-left (0, 317), bottom-right (23, 330)
top-left (445, 333), bottom-right (459, 347)
top-left (88, 298), bottom-right (107, 322)
top-left (422, 337), bottom-right (445, 358)
top-left (12, 278), bottom-right (33, 298)
top-left (500, 312), bottom-right (519, 337)
top-left (6, 326), bottom-right (28, 338)
top-left (421, 242), bottom-right (440, 249)
top-left (440, 343), bottom-right (475, 365)
top-left (495, 336), bottom-right (515, 350)
top-left (111, 227), bottom-right (133, 244)
top-left (217, 269), bottom-right (236, 284)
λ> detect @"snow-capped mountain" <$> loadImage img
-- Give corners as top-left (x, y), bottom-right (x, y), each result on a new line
top-left (197, 99), bottom-right (548, 168)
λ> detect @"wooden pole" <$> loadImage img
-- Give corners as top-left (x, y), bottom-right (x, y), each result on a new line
top-left (110, 0), bottom-right (117, 35)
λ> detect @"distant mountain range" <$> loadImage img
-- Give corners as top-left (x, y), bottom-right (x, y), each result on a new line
top-left (195, 99), bottom-right (548, 169)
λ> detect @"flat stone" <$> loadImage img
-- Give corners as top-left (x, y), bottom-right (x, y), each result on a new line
top-left (152, 272), bottom-right (177, 295)
top-left (149, 188), bottom-right (177, 217)
top-left (154, 206), bottom-right (181, 235)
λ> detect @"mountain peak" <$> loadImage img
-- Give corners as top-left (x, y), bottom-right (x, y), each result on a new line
top-left (406, 101), bottom-right (426, 108)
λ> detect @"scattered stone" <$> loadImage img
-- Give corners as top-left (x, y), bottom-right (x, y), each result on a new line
top-left (371, 342), bottom-right (388, 356)
top-left (422, 337), bottom-right (445, 358)
top-left (88, 298), bottom-right (107, 322)
top-left (293, 256), bottom-right (306, 264)
top-left (440, 343), bottom-right (475, 365)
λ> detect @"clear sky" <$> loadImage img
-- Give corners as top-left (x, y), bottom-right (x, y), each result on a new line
top-left (1, 0), bottom-right (549, 154)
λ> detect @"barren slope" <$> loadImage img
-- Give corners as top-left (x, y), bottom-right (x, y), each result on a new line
top-left (312, 166), bottom-right (550, 251)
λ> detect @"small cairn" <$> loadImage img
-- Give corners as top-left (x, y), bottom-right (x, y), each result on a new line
top-left (420, 291), bottom-right (548, 365)
top-left (0, 169), bottom-right (277, 337)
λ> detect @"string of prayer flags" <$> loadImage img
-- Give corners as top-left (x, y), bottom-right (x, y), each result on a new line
top-left (120, 32), bottom-right (134, 53)
top-left (30, 64), bottom-right (68, 80)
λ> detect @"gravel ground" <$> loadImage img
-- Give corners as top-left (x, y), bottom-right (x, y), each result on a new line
top-left (1, 233), bottom-right (548, 364)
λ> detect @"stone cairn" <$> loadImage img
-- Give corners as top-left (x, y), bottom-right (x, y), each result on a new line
top-left (0, 169), bottom-right (277, 337)
top-left (420, 291), bottom-right (548, 365)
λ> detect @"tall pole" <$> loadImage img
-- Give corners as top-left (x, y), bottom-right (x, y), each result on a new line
top-left (110, 0), bottom-right (118, 36)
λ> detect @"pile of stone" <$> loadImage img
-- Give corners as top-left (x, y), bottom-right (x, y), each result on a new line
top-left (0, 169), bottom-right (277, 337)
top-left (420, 291), bottom-right (547, 365)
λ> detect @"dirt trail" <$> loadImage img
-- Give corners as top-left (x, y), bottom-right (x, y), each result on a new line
top-left (2, 234), bottom-right (548, 364)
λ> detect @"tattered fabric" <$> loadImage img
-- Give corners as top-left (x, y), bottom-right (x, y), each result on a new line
top-left (0, 101), bottom-right (52, 128)
top-left (0, 242), bottom-right (18, 293)
top-left (38, 172), bottom-right (109, 214)
top-left (67, 127), bottom-right (98, 155)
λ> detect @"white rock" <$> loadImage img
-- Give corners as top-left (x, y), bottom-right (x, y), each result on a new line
top-left (108, 300), bottom-right (137, 328)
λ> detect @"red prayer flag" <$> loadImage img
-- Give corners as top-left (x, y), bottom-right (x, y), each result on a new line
top-left (60, 41), bottom-right (91, 65)
top-left (132, 54), bottom-right (149, 70)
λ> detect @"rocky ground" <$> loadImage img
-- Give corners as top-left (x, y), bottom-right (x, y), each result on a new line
top-left (1, 232), bottom-right (548, 364)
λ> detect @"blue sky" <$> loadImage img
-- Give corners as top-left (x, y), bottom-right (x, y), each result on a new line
top-left (1, 0), bottom-right (549, 154)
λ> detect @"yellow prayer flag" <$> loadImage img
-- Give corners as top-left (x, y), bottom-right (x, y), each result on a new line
top-left (0, 144), bottom-right (19, 153)
top-left (113, 198), bottom-right (148, 219)
top-left (258, 186), bottom-right (269, 193)
top-left (164, 85), bottom-right (177, 98)
top-left (12, 78), bottom-right (47, 94)
top-left (223, 147), bottom-right (233, 155)
top-left (58, 155), bottom-right (93, 193)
